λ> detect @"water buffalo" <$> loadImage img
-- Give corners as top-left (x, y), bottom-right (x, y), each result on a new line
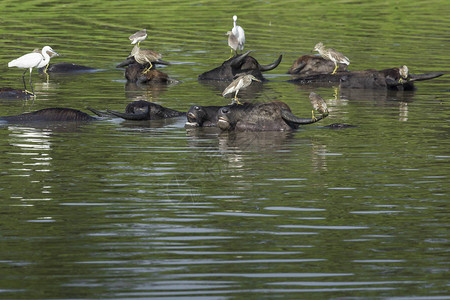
top-left (198, 51), bottom-right (282, 81)
top-left (185, 105), bottom-right (233, 128)
top-left (288, 55), bottom-right (348, 76)
top-left (288, 55), bottom-right (444, 90)
top-left (105, 100), bottom-right (185, 120)
top-left (117, 57), bottom-right (176, 84)
top-left (38, 63), bottom-right (98, 74)
top-left (0, 87), bottom-right (33, 100)
top-left (217, 101), bottom-right (328, 131)
top-left (0, 107), bottom-right (97, 123)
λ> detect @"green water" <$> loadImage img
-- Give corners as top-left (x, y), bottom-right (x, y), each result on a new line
top-left (0, 0), bottom-right (449, 299)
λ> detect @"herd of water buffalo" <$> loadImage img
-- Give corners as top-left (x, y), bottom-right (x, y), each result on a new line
top-left (0, 49), bottom-right (444, 131)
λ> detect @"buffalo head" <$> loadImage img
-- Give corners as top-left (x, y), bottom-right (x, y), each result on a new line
top-left (217, 101), bottom-right (328, 131)
top-left (198, 51), bottom-right (282, 81)
top-left (186, 105), bottom-right (221, 128)
top-left (124, 63), bottom-right (177, 84)
top-left (0, 87), bottom-right (32, 100)
top-left (117, 56), bottom-right (176, 84)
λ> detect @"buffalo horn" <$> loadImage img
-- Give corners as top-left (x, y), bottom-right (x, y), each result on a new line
top-left (230, 50), bottom-right (253, 68)
top-left (408, 72), bottom-right (444, 82)
top-left (107, 109), bottom-right (149, 120)
top-left (281, 109), bottom-right (327, 124)
top-left (116, 57), bottom-right (136, 68)
top-left (259, 54), bottom-right (283, 72)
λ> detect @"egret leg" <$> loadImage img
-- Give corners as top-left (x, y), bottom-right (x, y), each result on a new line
top-left (142, 62), bottom-right (153, 74)
top-left (331, 63), bottom-right (338, 75)
top-left (228, 49), bottom-right (237, 59)
top-left (21, 70), bottom-right (28, 91)
top-left (44, 63), bottom-right (50, 74)
top-left (311, 110), bottom-right (317, 121)
top-left (233, 90), bottom-right (242, 105)
top-left (232, 97), bottom-right (242, 105)
top-left (43, 63), bottom-right (50, 82)
top-left (29, 68), bottom-right (35, 96)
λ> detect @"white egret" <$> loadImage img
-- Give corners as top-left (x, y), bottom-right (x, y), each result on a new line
top-left (8, 46), bottom-right (59, 95)
top-left (232, 15), bottom-right (245, 53)
top-left (33, 47), bottom-right (60, 75)
top-left (222, 74), bottom-right (261, 104)
top-left (313, 42), bottom-right (350, 75)
top-left (129, 29), bottom-right (147, 46)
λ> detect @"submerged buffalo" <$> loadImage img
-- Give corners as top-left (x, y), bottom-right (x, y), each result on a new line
top-left (117, 57), bottom-right (177, 84)
top-left (289, 55), bottom-right (444, 90)
top-left (288, 55), bottom-right (348, 76)
top-left (105, 100), bottom-right (185, 120)
top-left (1, 101), bottom-right (186, 124)
top-left (0, 87), bottom-right (33, 100)
top-left (38, 62), bottom-right (98, 74)
top-left (0, 108), bottom-right (97, 123)
top-left (198, 51), bottom-right (282, 81)
top-left (217, 101), bottom-right (328, 131)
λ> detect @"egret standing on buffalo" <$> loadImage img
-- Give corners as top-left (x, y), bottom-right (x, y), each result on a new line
top-left (222, 74), bottom-right (261, 104)
top-left (231, 15), bottom-right (245, 54)
top-left (313, 42), bottom-right (350, 75)
top-left (8, 46), bottom-right (60, 95)
top-left (226, 31), bottom-right (239, 56)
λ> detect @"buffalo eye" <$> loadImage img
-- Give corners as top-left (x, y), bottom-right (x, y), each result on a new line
top-left (221, 107), bottom-right (229, 114)
top-left (194, 106), bottom-right (200, 110)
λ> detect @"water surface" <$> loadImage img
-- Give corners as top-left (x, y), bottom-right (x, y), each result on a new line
top-left (0, 0), bottom-right (449, 299)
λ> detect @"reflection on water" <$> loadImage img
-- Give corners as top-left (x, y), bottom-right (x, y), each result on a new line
top-left (0, 0), bottom-right (449, 299)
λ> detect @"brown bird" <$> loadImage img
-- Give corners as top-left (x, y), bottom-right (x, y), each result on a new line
top-left (314, 42), bottom-right (350, 75)
top-left (309, 92), bottom-right (329, 120)
top-left (129, 29), bottom-right (147, 46)
top-left (222, 74), bottom-right (261, 104)
top-left (129, 44), bottom-right (163, 74)
top-left (399, 65), bottom-right (409, 83)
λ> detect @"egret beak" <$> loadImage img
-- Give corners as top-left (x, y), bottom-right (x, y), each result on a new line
top-left (46, 50), bottom-right (60, 57)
